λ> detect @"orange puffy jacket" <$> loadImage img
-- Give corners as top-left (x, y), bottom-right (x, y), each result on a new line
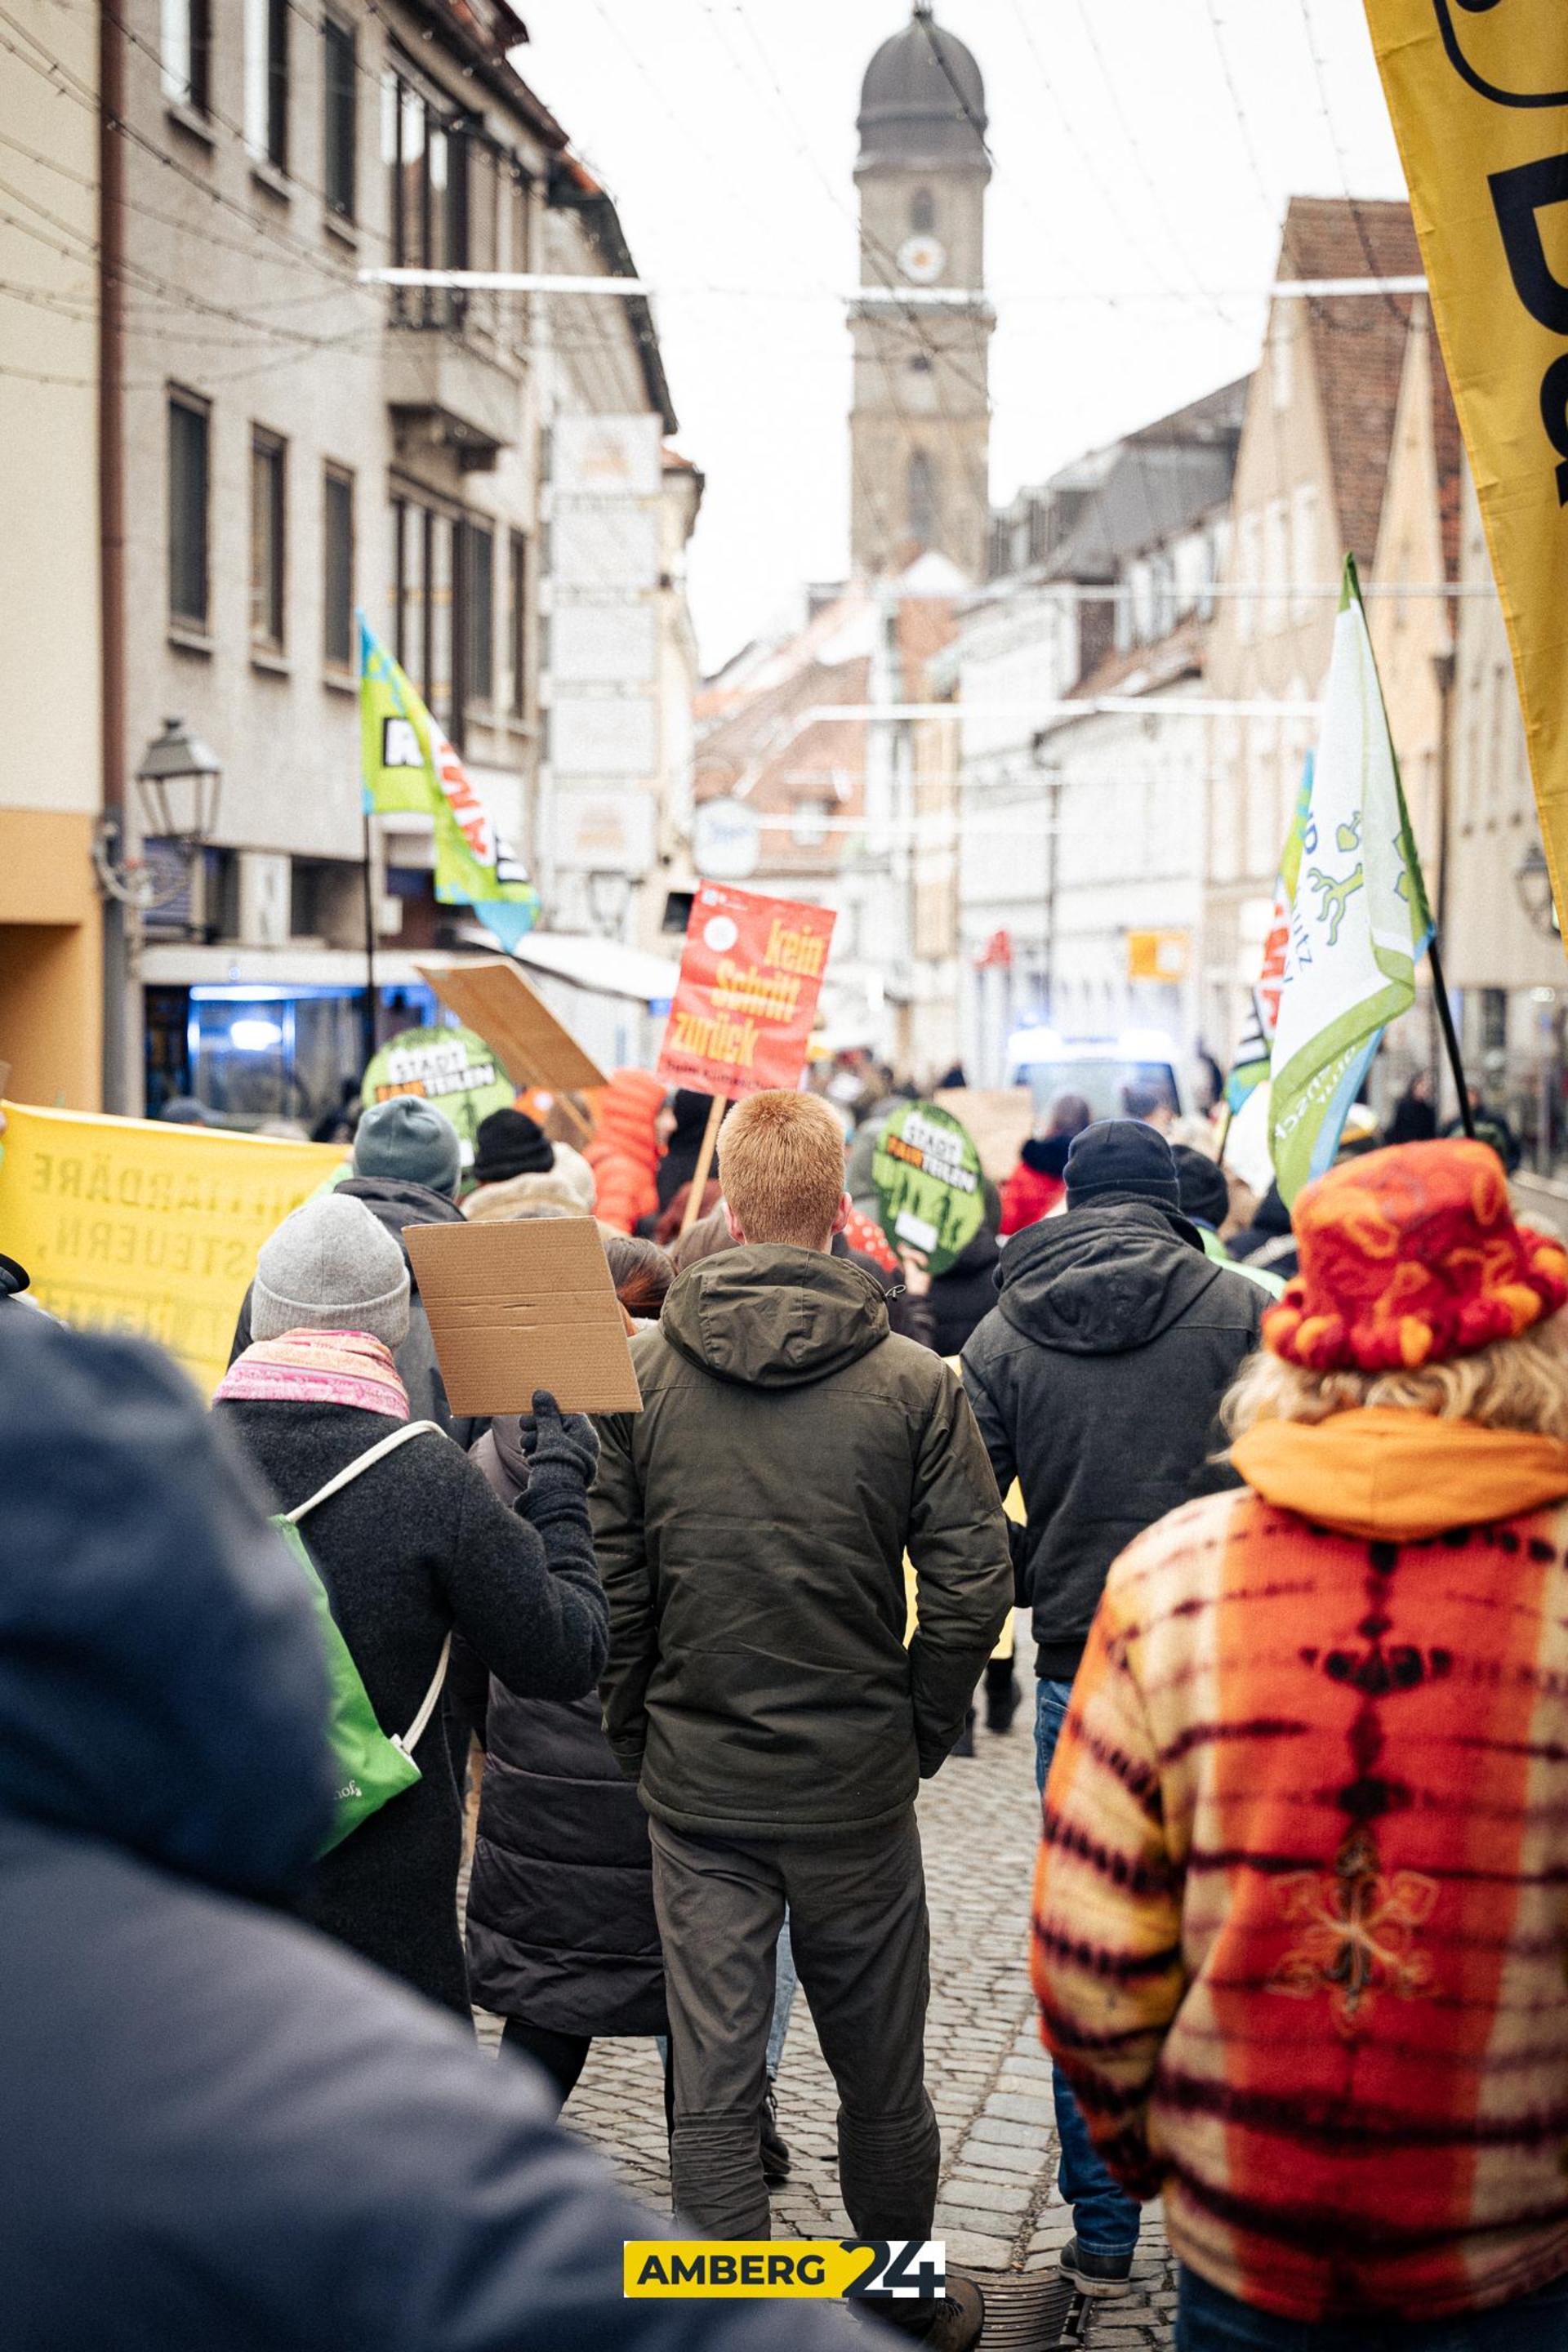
top-left (584, 1069), bottom-right (667, 1233)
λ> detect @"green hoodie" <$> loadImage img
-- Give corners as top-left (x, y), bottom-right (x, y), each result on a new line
top-left (593, 1245), bottom-right (1013, 1840)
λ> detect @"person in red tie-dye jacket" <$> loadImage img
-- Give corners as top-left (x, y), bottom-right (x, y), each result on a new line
top-left (1033, 1139), bottom-right (1568, 2350)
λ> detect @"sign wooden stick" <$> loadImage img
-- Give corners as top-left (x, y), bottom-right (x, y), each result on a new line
top-left (677, 1094), bottom-right (725, 1237)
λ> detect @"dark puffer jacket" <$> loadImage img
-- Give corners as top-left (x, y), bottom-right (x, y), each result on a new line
top-left (214, 1395), bottom-right (608, 2012)
top-left (229, 1174), bottom-right (474, 1440)
top-left (927, 1224), bottom-right (1002, 1357)
top-left (0, 1313), bottom-right (880, 2352)
top-left (962, 1200), bottom-right (1264, 1681)
top-left (465, 1419), bottom-right (666, 2039)
top-left (595, 1245), bottom-right (1013, 1840)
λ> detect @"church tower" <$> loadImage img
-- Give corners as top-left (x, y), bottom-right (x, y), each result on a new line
top-left (850, 2), bottom-right (991, 581)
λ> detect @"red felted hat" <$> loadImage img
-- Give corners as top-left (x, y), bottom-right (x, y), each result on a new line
top-left (1263, 1139), bottom-right (1568, 1374)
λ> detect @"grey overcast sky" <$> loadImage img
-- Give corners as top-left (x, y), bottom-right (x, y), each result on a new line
top-left (518, 2), bottom-right (1406, 672)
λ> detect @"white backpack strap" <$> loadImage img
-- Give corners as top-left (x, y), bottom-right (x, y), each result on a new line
top-left (393, 1632), bottom-right (453, 1760)
top-left (283, 1420), bottom-right (448, 1526)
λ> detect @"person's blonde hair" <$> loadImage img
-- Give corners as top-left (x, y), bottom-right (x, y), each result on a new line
top-left (718, 1090), bottom-right (846, 1248)
top-left (1223, 1312), bottom-right (1568, 1444)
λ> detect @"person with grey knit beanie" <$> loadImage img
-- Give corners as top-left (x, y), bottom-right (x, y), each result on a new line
top-left (228, 1102), bottom-right (474, 1437)
top-left (252, 1195), bottom-right (412, 1349)
top-left (215, 1190), bottom-right (608, 2015)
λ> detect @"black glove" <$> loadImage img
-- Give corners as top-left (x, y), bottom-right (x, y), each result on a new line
top-left (519, 1388), bottom-right (599, 1484)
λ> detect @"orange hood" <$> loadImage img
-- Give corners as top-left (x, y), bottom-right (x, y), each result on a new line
top-left (1230, 1407), bottom-right (1568, 1541)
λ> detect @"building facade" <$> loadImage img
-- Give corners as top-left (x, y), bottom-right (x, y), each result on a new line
top-left (5, 0), bottom-right (693, 1123)
top-left (956, 384), bottom-right (1245, 1089)
top-left (1201, 197), bottom-right (1422, 1069)
top-left (0, 1), bottom-right (104, 1108)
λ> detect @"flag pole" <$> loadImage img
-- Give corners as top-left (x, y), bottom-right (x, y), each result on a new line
top-left (678, 1094), bottom-right (725, 1237)
top-left (1214, 1102), bottom-right (1234, 1169)
top-left (360, 804), bottom-right (378, 1073)
top-left (357, 612), bottom-right (378, 1073)
top-left (1426, 933), bottom-right (1475, 1139)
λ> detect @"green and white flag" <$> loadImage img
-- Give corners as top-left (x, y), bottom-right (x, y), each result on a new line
top-left (1268, 556), bottom-right (1432, 1205)
top-left (359, 615), bottom-right (539, 949)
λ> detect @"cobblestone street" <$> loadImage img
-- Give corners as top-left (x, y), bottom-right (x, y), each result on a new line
top-left (488, 1637), bottom-right (1177, 2350)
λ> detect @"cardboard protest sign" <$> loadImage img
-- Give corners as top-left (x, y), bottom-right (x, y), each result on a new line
top-left (416, 959), bottom-right (607, 1095)
top-left (405, 1216), bottom-right (643, 1417)
top-left (657, 882), bottom-right (835, 1102)
top-left (360, 1024), bottom-right (514, 1159)
top-left (934, 1088), bottom-right (1031, 1183)
top-left (871, 1100), bottom-right (986, 1276)
top-left (0, 1101), bottom-right (343, 1391)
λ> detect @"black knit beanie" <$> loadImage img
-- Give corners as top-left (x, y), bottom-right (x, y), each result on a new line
top-left (471, 1109), bottom-right (555, 1184)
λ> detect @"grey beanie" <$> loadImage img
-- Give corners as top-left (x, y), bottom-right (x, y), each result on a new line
top-left (252, 1194), bottom-right (411, 1348)
top-left (354, 1096), bottom-right (462, 1198)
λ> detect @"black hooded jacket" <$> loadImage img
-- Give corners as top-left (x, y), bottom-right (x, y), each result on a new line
top-left (593, 1245), bottom-right (1013, 1838)
top-left (0, 1313), bottom-right (868, 2352)
top-left (962, 1200), bottom-right (1264, 1679)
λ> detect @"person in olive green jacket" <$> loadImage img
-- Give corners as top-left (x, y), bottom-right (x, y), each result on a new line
top-left (592, 1089), bottom-right (1012, 2352)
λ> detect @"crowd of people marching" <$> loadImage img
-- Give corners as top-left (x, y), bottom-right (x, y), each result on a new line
top-left (7, 1054), bottom-right (1568, 2352)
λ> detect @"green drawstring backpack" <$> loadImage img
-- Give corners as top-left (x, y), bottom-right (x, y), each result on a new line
top-left (271, 1420), bottom-right (452, 1855)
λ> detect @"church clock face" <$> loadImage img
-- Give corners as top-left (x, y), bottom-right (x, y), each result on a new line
top-left (898, 232), bottom-right (946, 285)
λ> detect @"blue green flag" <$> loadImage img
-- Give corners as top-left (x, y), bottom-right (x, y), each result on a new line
top-left (359, 616), bottom-right (539, 948)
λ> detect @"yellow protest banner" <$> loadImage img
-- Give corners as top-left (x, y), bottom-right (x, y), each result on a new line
top-left (0, 1102), bottom-right (344, 1393)
top-left (1364, 0), bottom-right (1568, 934)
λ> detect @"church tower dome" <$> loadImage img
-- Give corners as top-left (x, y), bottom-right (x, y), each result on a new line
top-left (858, 4), bottom-right (987, 173)
top-left (849, 6), bottom-right (992, 581)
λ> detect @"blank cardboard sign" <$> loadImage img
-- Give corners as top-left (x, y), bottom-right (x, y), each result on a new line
top-left (416, 959), bottom-right (608, 1095)
top-left (405, 1218), bottom-right (642, 1417)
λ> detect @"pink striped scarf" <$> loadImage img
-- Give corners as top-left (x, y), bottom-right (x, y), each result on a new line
top-left (214, 1328), bottom-right (410, 1419)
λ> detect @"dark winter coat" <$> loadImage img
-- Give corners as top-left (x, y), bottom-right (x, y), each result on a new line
top-left (1226, 1179), bottom-right (1299, 1281)
top-left (214, 1396), bottom-right (608, 2012)
top-left (229, 1174), bottom-right (474, 1441)
top-left (0, 1313), bottom-right (875, 2352)
top-left (962, 1200), bottom-right (1264, 1681)
top-left (927, 1225), bottom-right (1002, 1357)
top-left (595, 1245), bottom-right (1013, 1840)
top-left (465, 1421), bottom-right (666, 2039)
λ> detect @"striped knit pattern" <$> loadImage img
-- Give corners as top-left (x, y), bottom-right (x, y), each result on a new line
top-left (1032, 1482), bottom-right (1568, 2324)
top-left (214, 1330), bottom-right (409, 1420)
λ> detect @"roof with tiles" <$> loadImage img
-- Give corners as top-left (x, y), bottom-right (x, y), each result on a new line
top-left (1280, 196), bottom-right (1422, 567)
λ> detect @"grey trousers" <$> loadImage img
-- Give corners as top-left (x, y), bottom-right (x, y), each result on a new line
top-left (648, 1806), bottom-right (942, 2242)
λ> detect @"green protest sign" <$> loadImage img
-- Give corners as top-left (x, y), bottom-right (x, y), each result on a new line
top-left (871, 1100), bottom-right (985, 1276)
top-left (360, 1026), bottom-right (514, 1162)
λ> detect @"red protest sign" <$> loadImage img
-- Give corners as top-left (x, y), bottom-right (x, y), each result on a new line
top-left (656, 882), bottom-right (835, 1101)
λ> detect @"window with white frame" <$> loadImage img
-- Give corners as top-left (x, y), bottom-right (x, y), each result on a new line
top-left (161, 0), bottom-right (211, 114)
top-left (243, 0), bottom-right (289, 171)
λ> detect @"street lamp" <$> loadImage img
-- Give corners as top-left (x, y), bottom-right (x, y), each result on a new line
top-left (94, 716), bottom-right (223, 910)
top-left (1514, 840), bottom-right (1560, 938)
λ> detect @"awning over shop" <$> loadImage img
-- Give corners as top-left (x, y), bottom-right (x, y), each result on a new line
top-left (507, 931), bottom-right (679, 1008)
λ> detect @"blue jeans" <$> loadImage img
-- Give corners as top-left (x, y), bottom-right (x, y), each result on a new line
top-left (1177, 2265), bottom-right (1568, 2350)
top-left (1036, 1676), bottom-right (1142, 2260)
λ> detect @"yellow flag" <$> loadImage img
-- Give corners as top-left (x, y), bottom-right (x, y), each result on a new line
top-left (0, 1102), bottom-right (343, 1393)
top-left (1364, 0), bottom-right (1568, 933)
